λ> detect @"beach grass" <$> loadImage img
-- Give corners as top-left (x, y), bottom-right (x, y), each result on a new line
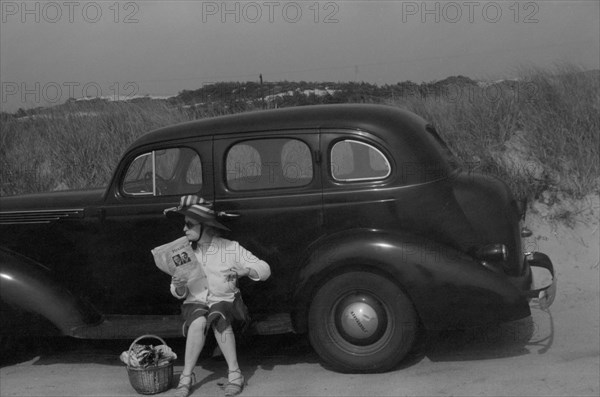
top-left (1, 65), bottom-right (598, 200)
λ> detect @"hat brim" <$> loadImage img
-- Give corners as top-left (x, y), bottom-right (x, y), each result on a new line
top-left (165, 208), bottom-right (230, 231)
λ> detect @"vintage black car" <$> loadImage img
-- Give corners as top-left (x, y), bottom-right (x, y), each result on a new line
top-left (0, 104), bottom-right (555, 372)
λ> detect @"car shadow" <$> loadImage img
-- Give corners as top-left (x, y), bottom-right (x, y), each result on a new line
top-left (181, 333), bottom-right (320, 393)
top-left (421, 309), bottom-right (555, 363)
top-left (0, 337), bottom-right (141, 368)
top-left (211, 333), bottom-right (321, 372)
top-left (2, 309), bottom-right (554, 371)
top-left (0, 332), bottom-right (319, 369)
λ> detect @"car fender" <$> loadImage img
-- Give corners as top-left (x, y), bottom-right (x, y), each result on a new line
top-left (292, 229), bottom-right (530, 332)
top-left (0, 247), bottom-right (102, 336)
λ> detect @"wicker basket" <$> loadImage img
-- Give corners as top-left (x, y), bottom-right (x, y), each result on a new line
top-left (126, 335), bottom-right (174, 395)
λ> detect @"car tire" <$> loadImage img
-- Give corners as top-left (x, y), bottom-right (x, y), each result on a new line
top-left (308, 271), bottom-right (418, 373)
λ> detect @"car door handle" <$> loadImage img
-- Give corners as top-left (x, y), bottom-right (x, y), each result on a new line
top-left (218, 211), bottom-right (241, 218)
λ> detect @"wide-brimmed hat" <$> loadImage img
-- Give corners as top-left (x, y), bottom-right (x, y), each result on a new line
top-left (163, 195), bottom-right (230, 231)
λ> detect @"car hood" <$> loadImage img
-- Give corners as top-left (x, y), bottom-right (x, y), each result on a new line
top-left (0, 188), bottom-right (106, 212)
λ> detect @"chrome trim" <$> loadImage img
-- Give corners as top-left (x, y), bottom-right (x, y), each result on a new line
top-left (0, 208), bottom-right (83, 214)
top-left (0, 208), bottom-right (84, 225)
top-left (218, 211), bottom-right (241, 218)
top-left (525, 252), bottom-right (557, 310)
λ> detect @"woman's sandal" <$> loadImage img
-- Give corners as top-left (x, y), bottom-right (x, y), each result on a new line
top-left (223, 368), bottom-right (246, 397)
top-left (174, 372), bottom-right (196, 397)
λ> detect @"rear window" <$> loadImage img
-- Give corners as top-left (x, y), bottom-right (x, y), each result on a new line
top-left (330, 140), bottom-right (391, 182)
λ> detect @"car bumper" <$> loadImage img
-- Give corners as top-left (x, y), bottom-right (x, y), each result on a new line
top-left (524, 252), bottom-right (557, 310)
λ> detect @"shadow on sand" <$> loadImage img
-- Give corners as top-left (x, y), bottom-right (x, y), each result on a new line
top-left (1, 307), bottom-right (554, 376)
top-left (420, 306), bottom-right (554, 363)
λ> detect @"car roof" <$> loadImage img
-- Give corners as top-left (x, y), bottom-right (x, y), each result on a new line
top-left (129, 104), bottom-right (429, 149)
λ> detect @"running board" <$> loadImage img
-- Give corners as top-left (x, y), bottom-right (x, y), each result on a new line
top-left (251, 313), bottom-right (294, 335)
top-left (70, 313), bottom-right (294, 339)
top-left (70, 315), bottom-right (183, 339)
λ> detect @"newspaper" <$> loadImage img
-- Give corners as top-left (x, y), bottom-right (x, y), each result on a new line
top-left (151, 236), bottom-right (199, 281)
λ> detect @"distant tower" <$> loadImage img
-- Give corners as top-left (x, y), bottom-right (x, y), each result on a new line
top-left (354, 65), bottom-right (359, 82)
top-left (260, 74), bottom-right (265, 109)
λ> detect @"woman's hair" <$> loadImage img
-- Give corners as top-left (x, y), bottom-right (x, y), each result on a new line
top-left (203, 225), bottom-right (220, 238)
top-left (191, 224), bottom-right (220, 250)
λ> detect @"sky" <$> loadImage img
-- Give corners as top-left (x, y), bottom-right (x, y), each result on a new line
top-left (1, 0), bottom-right (598, 112)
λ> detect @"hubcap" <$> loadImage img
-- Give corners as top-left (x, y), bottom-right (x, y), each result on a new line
top-left (335, 293), bottom-right (387, 346)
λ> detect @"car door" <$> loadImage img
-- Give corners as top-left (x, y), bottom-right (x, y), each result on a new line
top-left (213, 130), bottom-right (323, 316)
top-left (90, 138), bottom-right (213, 315)
top-left (321, 130), bottom-right (399, 234)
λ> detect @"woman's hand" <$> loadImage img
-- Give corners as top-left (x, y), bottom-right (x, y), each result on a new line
top-left (223, 267), bottom-right (251, 282)
top-left (171, 275), bottom-right (187, 289)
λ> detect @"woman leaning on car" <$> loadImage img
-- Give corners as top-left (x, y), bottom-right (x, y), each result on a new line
top-left (164, 195), bottom-right (271, 397)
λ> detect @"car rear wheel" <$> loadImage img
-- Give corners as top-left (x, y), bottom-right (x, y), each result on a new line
top-left (308, 271), bottom-right (418, 373)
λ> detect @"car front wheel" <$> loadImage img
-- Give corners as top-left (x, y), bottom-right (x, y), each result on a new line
top-left (308, 271), bottom-right (418, 373)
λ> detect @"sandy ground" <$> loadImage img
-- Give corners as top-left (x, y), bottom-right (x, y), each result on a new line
top-left (1, 195), bottom-right (598, 397)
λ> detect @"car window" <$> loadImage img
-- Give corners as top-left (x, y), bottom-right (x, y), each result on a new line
top-left (185, 155), bottom-right (203, 185)
top-left (226, 138), bottom-right (313, 190)
top-left (281, 140), bottom-right (313, 181)
top-left (331, 140), bottom-right (391, 181)
top-left (227, 143), bottom-right (262, 181)
top-left (122, 147), bottom-right (202, 196)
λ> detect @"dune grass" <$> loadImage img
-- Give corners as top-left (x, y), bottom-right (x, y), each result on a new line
top-left (1, 65), bottom-right (598, 200)
top-left (0, 101), bottom-right (198, 195)
top-left (391, 65), bottom-right (599, 200)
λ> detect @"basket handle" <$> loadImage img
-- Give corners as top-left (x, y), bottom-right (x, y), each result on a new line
top-left (127, 334), bottom-right (168, 368)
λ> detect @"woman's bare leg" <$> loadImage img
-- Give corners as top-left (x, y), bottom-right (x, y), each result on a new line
top-left (180, 317), bottom-right (207, 382)
top-left (214, 325), bottom-right (245, 391)
top-left (214, 326), bottom-right (239, 373)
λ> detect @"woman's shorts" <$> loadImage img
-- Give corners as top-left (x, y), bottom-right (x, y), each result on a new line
top-left (180, 303), bottom-right (209, 337)
top-left (180, 300), bottom-right (245, 336)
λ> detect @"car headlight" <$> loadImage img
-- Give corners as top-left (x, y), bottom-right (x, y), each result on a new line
top-left (475, 243), bottom-right (508, 262)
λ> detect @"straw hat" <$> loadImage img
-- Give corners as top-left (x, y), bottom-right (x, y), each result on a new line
top-left (164, 195), bottom-right (230, 231)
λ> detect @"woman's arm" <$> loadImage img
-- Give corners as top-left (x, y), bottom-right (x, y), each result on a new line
top-left (236, 245), bottom-right (271, 281)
